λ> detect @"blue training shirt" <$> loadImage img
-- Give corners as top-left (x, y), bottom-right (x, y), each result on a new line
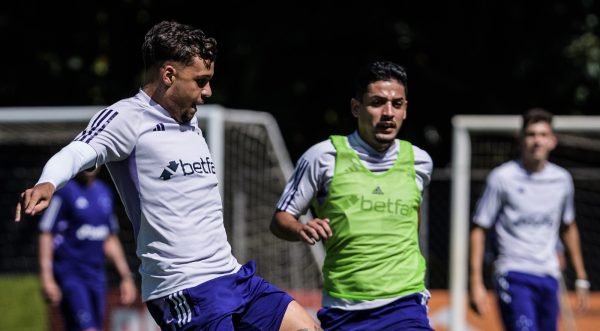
top-left (39, 179), bottom-right (119, 275)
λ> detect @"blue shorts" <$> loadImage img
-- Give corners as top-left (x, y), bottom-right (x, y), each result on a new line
top-left (55, 270), bottom-right (106, 331)
top-left (495, 271), bottom-right (559, 331)
top-left (146, 260), bottom-right (293, 330)
top-left (317, 292), bottom-right (433, 331)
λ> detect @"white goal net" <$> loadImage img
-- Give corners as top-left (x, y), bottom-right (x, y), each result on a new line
top-left (449, 115), bottom-right (600, 330)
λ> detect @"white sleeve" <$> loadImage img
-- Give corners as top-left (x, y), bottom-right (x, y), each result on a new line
top-left (36, 141), bottom-right (97, 190)
top-left (73, 106), bottom-right (139, 165)
top-left (39, 195), bottom-right (63, 232)
top-left (413, 145), bottom-right (433, 193)
top-left (472, 170), bottom-right (504, 228)
top-left (276, 140), bottom-right (333, 218)
top-left (562, 172), bottom-right (575, 224)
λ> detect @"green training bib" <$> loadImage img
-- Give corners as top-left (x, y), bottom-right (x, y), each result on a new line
top-left (313, 135), bottom-right (426, 300)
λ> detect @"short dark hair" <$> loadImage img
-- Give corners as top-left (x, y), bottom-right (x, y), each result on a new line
top-left (354, 61), bottom-right (408, 100)
top-left (522, 108), bottom-right (553, 132)
top-left (142, 21), bottom-right (217, 71)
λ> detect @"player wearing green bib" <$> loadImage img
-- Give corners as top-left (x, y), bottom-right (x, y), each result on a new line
top-left (316, 135), bottom-right (426, 300)
top-left (272, 61), bottom-right (433, 330)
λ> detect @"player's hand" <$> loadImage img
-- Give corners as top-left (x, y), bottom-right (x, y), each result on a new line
top-left (576, 282), bottom-right (590, 313)
top-left (120, 277), bottom-right (138, 305)
top-left (15, 182), bottom-right (55, 222)
top-left (298, 218), bottom-right (332, 245)
top-left (42, 279), bottom-right (62, 306)
top-left (469, 282), bottom-right (489, 316)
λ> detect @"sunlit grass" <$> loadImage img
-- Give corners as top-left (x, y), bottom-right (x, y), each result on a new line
top-left (0, 274), bottom-right (46, 331)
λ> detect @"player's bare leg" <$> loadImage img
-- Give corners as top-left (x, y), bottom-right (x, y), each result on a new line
top-left (279, 300), bottom-right (322, 331)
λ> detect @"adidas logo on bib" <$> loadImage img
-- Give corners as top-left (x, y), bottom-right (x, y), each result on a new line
top-left (372, 186), bottom-right (384, 195)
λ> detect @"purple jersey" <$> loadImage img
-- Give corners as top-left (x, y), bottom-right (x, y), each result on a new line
top-left (40, 178), bottom-right (119, 274)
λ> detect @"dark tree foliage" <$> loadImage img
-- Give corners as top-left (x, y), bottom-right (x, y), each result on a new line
top-left (1, 1), bottom-right (599, 164)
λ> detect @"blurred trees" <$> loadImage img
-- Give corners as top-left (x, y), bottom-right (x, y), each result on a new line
top-left (0, 1), bottom-right (598, 164)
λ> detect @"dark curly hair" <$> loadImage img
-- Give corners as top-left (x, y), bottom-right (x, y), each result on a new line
top-left (142, 21), bottom-right (217, 71)
top-left (354, 61), bottom-right (408, 100)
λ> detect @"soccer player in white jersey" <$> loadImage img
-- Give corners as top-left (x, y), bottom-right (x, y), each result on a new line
top-left (16, 20), bottom-right (320, 331)
top-left (469, 108), bottom-right (589, 331)
top-left (271, 61), bottom-right (434, 330)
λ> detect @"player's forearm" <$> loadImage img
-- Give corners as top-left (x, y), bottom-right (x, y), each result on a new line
top-left (562, 223), bottom-right (588, 280)
top-left (37, 141), bottom-right (97, 190)
top-left (270, 211), bottom-right (303, 241)
top-left (38, 234), bottom-right (55, 282)
top-left (469, 227), bottom-right (486, 285)
top-left (105, 235), bottom-right (134, 280)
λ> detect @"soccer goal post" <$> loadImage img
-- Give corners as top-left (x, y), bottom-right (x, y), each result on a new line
top-left (449, 115), bottom-right (600, 331)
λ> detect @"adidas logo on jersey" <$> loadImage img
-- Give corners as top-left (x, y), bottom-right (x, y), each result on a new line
top-left (372, 186), bottom-right (384, 195)
top-left (153, 123), bottom-right (166, 131)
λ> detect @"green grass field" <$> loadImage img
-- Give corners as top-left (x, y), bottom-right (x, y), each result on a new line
top-left (0, 275), bottom-right (47, 331)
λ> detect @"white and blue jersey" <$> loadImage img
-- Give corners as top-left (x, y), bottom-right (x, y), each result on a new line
top-left (74, 90), bottom-right (240, 301)
top-left (473, 159), bottom-right (575, 279)
top-left (40, 178), bottom-right (118, 275)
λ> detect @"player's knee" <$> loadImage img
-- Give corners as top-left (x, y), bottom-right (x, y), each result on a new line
top-left (280, 300), bottom-right (322, 331)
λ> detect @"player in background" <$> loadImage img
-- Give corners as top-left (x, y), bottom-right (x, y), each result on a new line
top-left (39, 168), bottom-right (136, 331)
top-left (271, 61), bottom-right (434, 330)
top-left (17, 20), bottom-right (320, 330)
top-left (469, 108), bottom-right (589, 331)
